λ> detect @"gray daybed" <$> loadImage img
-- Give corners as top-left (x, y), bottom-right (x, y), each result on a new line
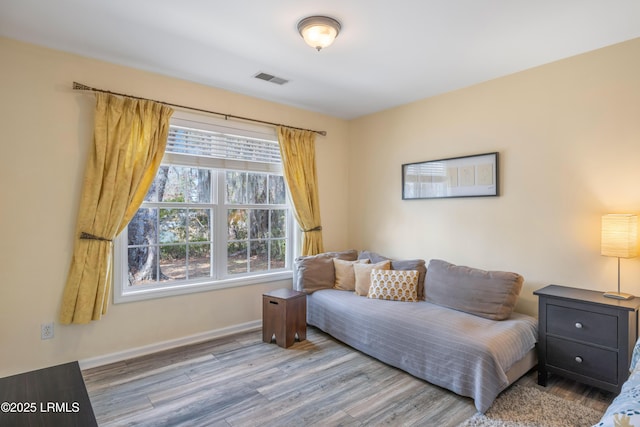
top-left (295, 250), bottom-right (538, 413)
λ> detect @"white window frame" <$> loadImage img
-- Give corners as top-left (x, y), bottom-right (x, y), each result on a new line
top-left (113, 111), bottom-right (296, 303)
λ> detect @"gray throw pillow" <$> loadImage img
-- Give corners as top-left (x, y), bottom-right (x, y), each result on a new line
top-left (358, 251), bottom-right (427, 300)
top-left (424, 259), bottom-right (523, 320)
top-left (295, 249), bottom-right (358, 293)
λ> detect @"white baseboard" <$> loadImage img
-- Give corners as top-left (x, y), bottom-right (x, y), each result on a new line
top-left (79, 320), bottom-right (262, 370)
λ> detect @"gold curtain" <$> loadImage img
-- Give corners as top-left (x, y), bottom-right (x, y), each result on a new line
top-left (277, 126), bottom-right (324, 256)
top-left (60, 93), bottom-right (173, 324)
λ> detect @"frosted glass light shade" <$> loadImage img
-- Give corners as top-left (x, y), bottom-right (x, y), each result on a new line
top-left (601, 214), bottom-right (638, 258)
top-left (297, 16), bottom-right (341, 51)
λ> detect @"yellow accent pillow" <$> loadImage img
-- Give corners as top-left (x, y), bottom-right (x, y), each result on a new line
top-left (367, 269), bottom-right (419, 302)
top-left (333, 258), bottom-right (369, 291)
top-left (354, 260), bottom-right (391, 296)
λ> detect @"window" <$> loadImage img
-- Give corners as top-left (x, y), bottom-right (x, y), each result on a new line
top-left (114, 112), bottom-right (294, 302)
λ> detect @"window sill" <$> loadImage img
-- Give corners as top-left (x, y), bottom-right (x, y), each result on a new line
top-left (113, 271), bottom-right (293, 304)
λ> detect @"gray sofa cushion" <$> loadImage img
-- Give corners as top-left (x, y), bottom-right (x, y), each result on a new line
top-left (424, 259), bottom-right (523, 320)
top-left (358, 251), bottom-right (427, 300)
top-left (295, 249), bottom-right (358, 293)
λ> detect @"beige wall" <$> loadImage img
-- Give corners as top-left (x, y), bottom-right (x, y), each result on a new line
top-left (3, 35), bottom-right (640, 377)
top-left (348, 38), bottom-right (640, 316)
top-left (0, 37), bottom-right (349, 377)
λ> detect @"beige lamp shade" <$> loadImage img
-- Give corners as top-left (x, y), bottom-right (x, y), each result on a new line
top-left (601, 214), bottom-right (638, 258)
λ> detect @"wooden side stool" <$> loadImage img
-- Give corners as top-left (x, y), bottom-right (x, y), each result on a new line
top-left (262, 288), bottom-right (307, 348)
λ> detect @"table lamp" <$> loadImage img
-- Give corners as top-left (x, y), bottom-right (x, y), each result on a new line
top-left (601, 214), bottom-right (638, 300)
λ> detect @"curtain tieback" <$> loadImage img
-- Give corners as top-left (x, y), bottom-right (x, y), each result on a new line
top-left (302, 226), bottom-right (322, 233)
top-left (80, 232), bottom-right (112, 242)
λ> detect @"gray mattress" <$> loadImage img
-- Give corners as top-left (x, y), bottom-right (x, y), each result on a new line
top-left (307, 289), bottom-right (538, 413)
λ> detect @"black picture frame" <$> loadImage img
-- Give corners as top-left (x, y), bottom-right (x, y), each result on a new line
top-left (402, 152), bottom-right (499, 199)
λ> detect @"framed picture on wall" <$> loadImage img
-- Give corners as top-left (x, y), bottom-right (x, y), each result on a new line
top-left (402, 152), bottom-right (499, 199)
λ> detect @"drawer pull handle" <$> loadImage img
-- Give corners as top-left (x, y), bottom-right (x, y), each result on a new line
top-left (575, 356), bottom-right (583, 363)
top-left (269, 301), bottom-right (279, 305)
top-left (575, 322), bottom-right (583, 329)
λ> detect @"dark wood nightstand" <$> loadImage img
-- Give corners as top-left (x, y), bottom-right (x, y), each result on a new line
top-left (262, 288), bottom-right (306, 348)
top-left (534, 284), bottom-right (640, 393)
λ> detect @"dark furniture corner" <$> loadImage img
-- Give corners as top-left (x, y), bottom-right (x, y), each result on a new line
top-left (535, 284), bottom-right (640, 393)
top-left (262, 288), bottom-right (307, 348)
top-left (0, 361), bottom-right (97, 427)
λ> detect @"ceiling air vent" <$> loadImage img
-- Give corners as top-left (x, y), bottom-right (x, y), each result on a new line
top-left (254, 72), bottom-right (289, 85)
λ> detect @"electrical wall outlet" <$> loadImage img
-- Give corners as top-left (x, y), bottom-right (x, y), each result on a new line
top-left (41, 322), bottom-right (54, 340)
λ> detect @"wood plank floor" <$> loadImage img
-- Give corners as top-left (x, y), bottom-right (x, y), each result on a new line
top-left (83, 326), bottom-right (615, 426)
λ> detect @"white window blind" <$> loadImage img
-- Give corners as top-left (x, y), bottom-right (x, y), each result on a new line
top-left (167, 125), bottom-right (281, 164)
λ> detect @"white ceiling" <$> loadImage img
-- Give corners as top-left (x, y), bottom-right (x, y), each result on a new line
top-left (1, 0), bottom-right (640, 119)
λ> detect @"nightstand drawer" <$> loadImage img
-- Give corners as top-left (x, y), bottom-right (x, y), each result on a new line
top-left (547, 336), bottom-right (617, 384)
top-left (546, 304), bottom-right (617, 348)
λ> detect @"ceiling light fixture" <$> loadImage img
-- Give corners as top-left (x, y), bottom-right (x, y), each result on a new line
top-left (297, 15), bottom-right (341, 52)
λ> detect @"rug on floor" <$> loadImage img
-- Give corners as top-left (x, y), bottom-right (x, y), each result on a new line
top-left (458, 385), bottom-right (604, 427)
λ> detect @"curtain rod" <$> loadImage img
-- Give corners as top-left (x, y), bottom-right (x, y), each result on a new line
top-left (72, 82), bottom-right (327, 137)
